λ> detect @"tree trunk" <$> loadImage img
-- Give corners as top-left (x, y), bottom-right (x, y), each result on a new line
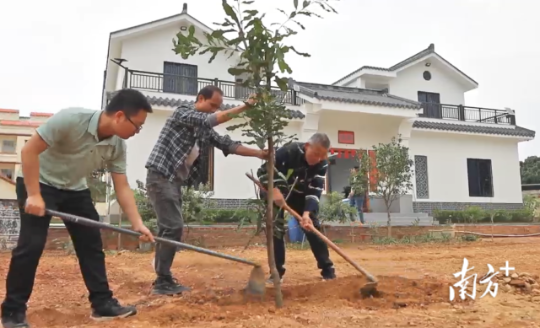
top-left (265, 137), bottom-right (283, 308)
top-left (386, 210), bottom-right (392, 238)
top-left (384, 199), bottom-right (392, 238)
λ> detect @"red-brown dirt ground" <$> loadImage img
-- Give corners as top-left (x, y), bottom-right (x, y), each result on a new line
top-left (2, 237), bottom-right (540, 327)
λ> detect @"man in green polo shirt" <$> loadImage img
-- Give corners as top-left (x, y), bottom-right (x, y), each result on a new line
top-left (1, 89), bottom-right (155, 328)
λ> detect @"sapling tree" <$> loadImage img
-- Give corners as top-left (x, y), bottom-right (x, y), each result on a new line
top-left (87, 169), bottom-right (107, 204)
top-left (319, 191), bottom-right (357, 235)
top-left (172, 0), bottom-right (338, 308)
top-left (360, 136), bottom-right (414, 237)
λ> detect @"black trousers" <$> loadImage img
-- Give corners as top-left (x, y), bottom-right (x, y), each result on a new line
top-left (1, 178), bottom-right (113, 313)
top-left (273, 194), bottom-right (334, 277)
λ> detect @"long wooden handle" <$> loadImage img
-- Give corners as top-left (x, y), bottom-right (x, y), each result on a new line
top-left (280, 203), bottom-right (377, 282)
top-left (46, 209), bottom-right (260, 267)
top-left (245, 173), bottom-right (377, 282)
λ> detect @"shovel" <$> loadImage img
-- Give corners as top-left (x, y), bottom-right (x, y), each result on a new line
top-left (244, 173), bottom-right (379, 297)
top-left (45, 209), bottom-right (266, 296)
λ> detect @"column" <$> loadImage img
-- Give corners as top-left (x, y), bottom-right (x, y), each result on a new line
top-left (397, 118), bottom-right (415, 213)
top-left (299, 103), bottom-right (321, 141)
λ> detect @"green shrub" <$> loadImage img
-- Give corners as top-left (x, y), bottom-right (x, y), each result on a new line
top-left (433, 206), bottom-right (534, 224)
top-left (203, 208), bottom-right (259, 224)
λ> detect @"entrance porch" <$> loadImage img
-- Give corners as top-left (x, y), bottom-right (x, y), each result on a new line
top-left (325, 147), bottom-right (426, 225)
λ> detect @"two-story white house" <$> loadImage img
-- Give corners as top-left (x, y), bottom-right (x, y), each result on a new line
top-left (100, 3), bottom-right (535, 221)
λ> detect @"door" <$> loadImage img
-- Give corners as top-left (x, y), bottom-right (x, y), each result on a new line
top-left (163, 62), bottom-right (198, 95)
top-left (418, 91), bottom-right (441, 119)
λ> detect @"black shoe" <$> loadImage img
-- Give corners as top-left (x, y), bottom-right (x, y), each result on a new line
top-left (90, 298), bottom-right (136, 322)
top-left (151, 276), bottom-right (191, 295)
top-left (322, 267), bottom-right (336, 281)
top-left (1, 310), bottom-right (29, 328)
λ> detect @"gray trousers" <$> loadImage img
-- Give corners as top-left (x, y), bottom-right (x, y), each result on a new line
top-left (146, 170), bottom-right (183, 278)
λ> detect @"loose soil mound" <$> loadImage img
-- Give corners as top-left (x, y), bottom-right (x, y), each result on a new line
top-left (28, 275), bottom-right (458, 327)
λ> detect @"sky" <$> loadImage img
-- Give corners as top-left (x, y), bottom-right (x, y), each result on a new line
top-left (0, 0), bottom-right (538, 159)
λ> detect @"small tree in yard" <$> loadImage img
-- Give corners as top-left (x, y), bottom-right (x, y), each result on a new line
top-left (131, 181), bottom-right (216, 234)
top-left (319, 191), bottom-right (357, 226)
top-left (360, 136), bottom-right (414, 237)
top-left (87, 169), bottom-right (108, 204)
top-left (173, 0), bottom-right (338, 308)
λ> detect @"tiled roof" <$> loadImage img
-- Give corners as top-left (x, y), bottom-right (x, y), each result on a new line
top-left (333, 43), bottom-right (478, 86)
top-left (30, 112), bottom-right (54, 117)
top-left (290, 80), bottom-right (422, 109)
top-left (413, 121), bottom-right (535, 138)
top-left (105, 91), bottom-right (305, 120)
top-left (0, 109), bottom-right (19, 113)
top-left (0, 120), bottom-right (42, 127)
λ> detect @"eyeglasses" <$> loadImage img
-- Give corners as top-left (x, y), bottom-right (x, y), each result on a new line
top-left (125, 115), bottom-right (143, 131)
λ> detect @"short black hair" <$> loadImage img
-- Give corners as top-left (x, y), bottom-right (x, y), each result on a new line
top-left (105, 89), bottom-right (153, 116)
top-left (354, 166), bottom-right (359, 170)
top-left (196, 85), bottom-right (223, 102)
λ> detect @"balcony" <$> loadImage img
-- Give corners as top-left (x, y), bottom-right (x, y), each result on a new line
top-left (122, 69), bottom-right (305, 106)
top-left (0, 152), bottom-right (17, 163)
top-left (419, 103), bottom-right (516, 125)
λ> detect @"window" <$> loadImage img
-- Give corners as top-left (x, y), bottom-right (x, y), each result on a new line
top-left (163, 62), bottom-right (198, 95)
top-left (423, 71), bottom-right (432, 81)
top-left (1, 140), bottom-right (15, 153)
top-left (1, 169), bottom-right (13, 179)
top-left (467, 158), bottom-right (493, 197)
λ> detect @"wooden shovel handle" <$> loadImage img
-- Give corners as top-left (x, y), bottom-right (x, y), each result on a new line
top-left (245, 173), bottom-right (377, 282)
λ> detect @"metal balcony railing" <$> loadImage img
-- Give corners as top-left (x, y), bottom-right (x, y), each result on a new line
top-left (124, 69), bottom-right (305, 106)
top-left (419, 103), bottom-right (515, 125)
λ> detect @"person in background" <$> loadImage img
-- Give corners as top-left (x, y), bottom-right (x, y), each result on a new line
top-left (349, 166), bottom-right (367, 224)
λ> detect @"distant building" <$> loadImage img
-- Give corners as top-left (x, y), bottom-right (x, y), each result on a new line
top-left (0, 109), bottom-right (53, 200)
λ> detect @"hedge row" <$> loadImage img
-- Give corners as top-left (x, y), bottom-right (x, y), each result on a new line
top-left (188, 207), bottom-right (537, 225)
top-left (433, 208), bottom-right (534, 224)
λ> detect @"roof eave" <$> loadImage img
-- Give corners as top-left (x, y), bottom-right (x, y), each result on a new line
top-left (391, 52), bottom-right (479, 90)
top-left (332, 44), bottom-right (478, 89)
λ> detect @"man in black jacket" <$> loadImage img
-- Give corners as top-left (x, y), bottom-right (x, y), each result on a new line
top-left (257, 132), bottom-right (336, 283)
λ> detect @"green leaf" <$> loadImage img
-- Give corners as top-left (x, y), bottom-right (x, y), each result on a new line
top-left (211, 29), bottom-right (236, 38)
top-left (290, 46), bottom-right (310, 57)
top-left (294, 0), bottom-right (299, 9)
top-left (274, 77), bottom-right (288, 92)
top-left (302, 0), bottom-right (310, 9)
top-left (277, 8), bottom-right (288, 17)
top-left (293, 20), bottom-right (305, 30)
top-left (243, 0), bottom-right (255, 3)
top-left (188, 25), bottom-right (195, 35)
top-left (228, 67), bottom-right (252, 75)
top-left (222, 0), bottom-right (241, 27)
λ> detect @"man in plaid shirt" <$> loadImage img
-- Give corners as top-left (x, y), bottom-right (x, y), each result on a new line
top-left (145, 85), bottom-right (267, 295)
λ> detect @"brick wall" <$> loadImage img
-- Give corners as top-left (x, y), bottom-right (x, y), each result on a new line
top-left (0, 200), bottom-right (20, 251)
top-left (41, 223), bottom-right (540, 252)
